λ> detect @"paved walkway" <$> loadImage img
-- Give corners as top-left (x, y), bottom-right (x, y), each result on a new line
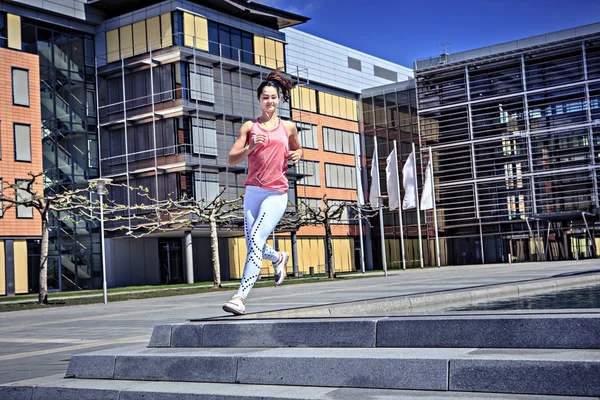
top-left (1, 259), bottom-right (599, 385)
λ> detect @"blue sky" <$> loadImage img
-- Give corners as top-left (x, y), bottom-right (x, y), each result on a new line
top-left (258, 0), bottom-right (600, 68)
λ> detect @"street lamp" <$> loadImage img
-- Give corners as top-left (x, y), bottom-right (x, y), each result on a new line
top-left (89, 178), bottom-right (113, 304)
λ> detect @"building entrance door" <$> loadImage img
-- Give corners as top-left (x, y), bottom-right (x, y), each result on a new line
top-left (47, 255), bottom-right (62, 292)
top-left (159, 240), bottom-right (184, 284)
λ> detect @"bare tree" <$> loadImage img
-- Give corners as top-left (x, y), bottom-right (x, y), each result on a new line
top-left (279, 195), bottom-right (349, 279)
top-left (0, 173), bottom-right (97, 304)
top-left (172, 190), bottom-right (243, 288)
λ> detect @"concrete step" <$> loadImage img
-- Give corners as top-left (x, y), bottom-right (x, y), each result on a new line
top-left (150, 313), bottom-right (600, 349)
top-left (2, 374), bottom-right (598, 400)
top-left (63, 344), bottom-right (600, 397)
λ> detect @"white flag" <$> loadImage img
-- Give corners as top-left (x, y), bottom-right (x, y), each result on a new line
top-left (369, 150), bottom-right (380, 208)
top-left (385, 148), bottom-right (400, 210)
top-left (354, 135), bottom-right (365, 206)
top-left (421, 159), bottom-right (433, 210)
top-left (402, 150), bottom-right (417, 210)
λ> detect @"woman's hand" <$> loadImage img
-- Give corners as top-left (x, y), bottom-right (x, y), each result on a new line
top-left (249, 133), bottom-right (266, 153)
top-left (287, 149), bottom-right (301, 164)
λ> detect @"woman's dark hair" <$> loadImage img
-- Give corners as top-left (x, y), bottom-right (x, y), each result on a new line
top-left (257, 68), bottom-right (294, 103)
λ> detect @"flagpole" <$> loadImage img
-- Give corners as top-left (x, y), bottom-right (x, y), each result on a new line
top-left (374, 136), bottom-right (388, 276)
top-left (429, 146), bottom-right (441, 267)
top-left (394, 140), bottom-right (407, 270)
top-left (354, 135), bottom-right (366, 274)
top-left (413, 143), bottom-right (424, 269)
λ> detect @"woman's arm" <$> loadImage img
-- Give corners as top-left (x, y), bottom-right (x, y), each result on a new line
top-left (285, 121), bottom-right (303, 164)
top-left (228, 121), bottom-right (263, 166)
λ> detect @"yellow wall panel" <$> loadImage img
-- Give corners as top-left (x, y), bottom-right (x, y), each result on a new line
top-left (183, 12), bottom-right (195, 48)
top-left (161, 13), bottom-right (173, 47)
top-left (332, 95), bottom-right (340, 118)
top-left (0, 241), bottom-right (5, 296)
top-left (265, 38), bottom-right (276, 69)
top-left (146, 16), bottom-right (161, 50)
top-left (275, 40), bottom-right (284, 69)
top-left (291, 87), bottom-right (300, 109)
top-left (254, 35), bottom-right (265, 65)
top-left (332, 239), bottom-right (355, 273)
top-left (119, 25), bottom-right (133, 58)
top-left (325, 93), bottom-right (333, 116)
top-left (132, 21), bottom-right (147, 55)
top-left (338, 97), bottom-right (347, 119)
top-left (318, 91), bottom-right (326, 115)
top-left (194, 16), bottom-right (209, 51)
top-left (7, 14), bottom-right (21, 50)
top-left (106, 29), bottom-right (120, 63)
top-left (309, 90), bottom-right (317, 112)
top-left (346, 98), bottom-right (355, 121)
top-left (13, 240), bottom-right (28, 294)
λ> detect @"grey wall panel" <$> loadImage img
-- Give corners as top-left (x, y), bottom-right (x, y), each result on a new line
top-left (144, 238), bottom-right (161, 285)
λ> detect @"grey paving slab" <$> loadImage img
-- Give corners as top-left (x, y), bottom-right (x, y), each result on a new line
top-left (237, 347), bottom-right (467, 390)
top-left (377, 314), bottom-right (600, 348)
top-left (0, 385), bottom-right (33, 400)
top-left (189, 319), bottom-right (377, 348)
top-left (170, 323), bottom-right (203, 347)
top-left (148, 324), bottom-right (172, 347)
top-left (449, 359), bottom-right (600, 396)
top-left (65, 355), bottom-right (115, 379)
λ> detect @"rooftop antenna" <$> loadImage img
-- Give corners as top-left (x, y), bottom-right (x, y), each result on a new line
top-left (438, 42), bottom-right (452, 65)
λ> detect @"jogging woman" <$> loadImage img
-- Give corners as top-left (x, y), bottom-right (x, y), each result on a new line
top-left (222, 68), bottom-right (302, 315)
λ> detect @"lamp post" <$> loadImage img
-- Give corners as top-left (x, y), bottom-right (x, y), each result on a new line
top-left (90, 178), bottom-right (112, 304)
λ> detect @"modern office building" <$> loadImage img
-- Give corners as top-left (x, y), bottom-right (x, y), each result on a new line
top-left (365, 22), bottom-right (600, 268)
top-left (0, 0), bottom-right (412, 294)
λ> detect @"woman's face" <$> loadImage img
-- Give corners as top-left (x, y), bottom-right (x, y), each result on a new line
top-left (259, 86), bottom-right (279, 113)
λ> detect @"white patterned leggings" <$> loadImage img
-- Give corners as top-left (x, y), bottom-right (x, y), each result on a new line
top-left (236, 186), bottom-right (288, 299)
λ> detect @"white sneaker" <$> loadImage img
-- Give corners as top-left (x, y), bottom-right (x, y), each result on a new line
top-left (273, 251), bottom-right (289, 286)
top-left (222, 294), bottom-right (246, 315)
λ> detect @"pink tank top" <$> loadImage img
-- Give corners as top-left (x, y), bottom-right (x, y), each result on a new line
top-left (244, 119), bottom-right (289, 193)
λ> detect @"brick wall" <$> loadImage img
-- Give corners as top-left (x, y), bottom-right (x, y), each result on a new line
top-left (0, 48), bottom-right (42, 238)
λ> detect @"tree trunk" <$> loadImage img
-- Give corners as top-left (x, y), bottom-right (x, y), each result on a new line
top-left (325, 220), bottom-right (335, 279)
top-left (39, 218), bottom-right (49, 304)
top-left (209, 210), bottom-right (221, 288)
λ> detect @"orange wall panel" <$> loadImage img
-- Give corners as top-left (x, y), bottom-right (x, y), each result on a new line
top-left (0, 48), bottom-right (43, 238)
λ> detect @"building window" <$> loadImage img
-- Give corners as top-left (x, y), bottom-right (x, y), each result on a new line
top-left (0, 13), bottom-right (6, 48)
top-left (325, 163), bottom-right (356, 190)
top-left (194, 171), bottom-right (219, 202)
top-left (348, 57), bottom-right (362, 71)
top-left (296, 160), bottom-right (320, 186)
top-left (299, 197), bottom-right (321, 213)
top-left (374, 65), bottom-right (398, 82)
top-left (16, 180), bottom-right (33, 218)
top-left (254, 34), bottom-right (283, 69)
top-left (189, 63), bottom-right (214, 103)
top-left (327, 199), bottom-right (356, 224)
top-left (296, 122), bottom-right (317, 149)
top-left (14, 123), bottom-right (31, 162)
top-left (323, 127), bottom-right (360, 155)
top-left (12, 68), bottom-right (29, 106)
top-left (86, 90), bottom-right (96, 116)
top-left (206, 21), bottom-right (253, 64)
top-left (192, 118), bottom-right (217, 156)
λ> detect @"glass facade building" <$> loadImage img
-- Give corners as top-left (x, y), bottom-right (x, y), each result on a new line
top-left (411, 28), bottom-right (600, 265)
